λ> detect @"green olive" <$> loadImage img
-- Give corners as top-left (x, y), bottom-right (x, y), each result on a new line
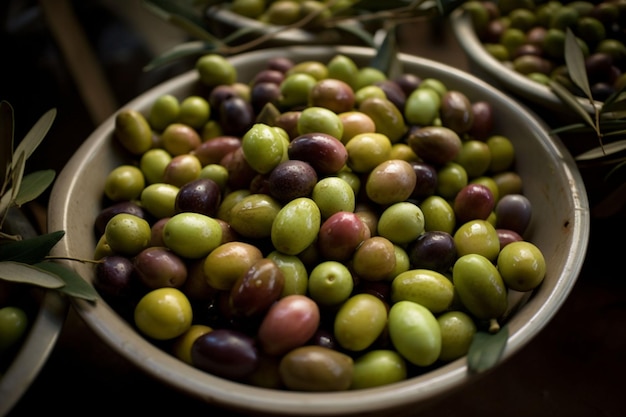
top-left (114, 109), bottom-right (153, 155)
top-left (436, 162), bottom-right (468, 200)
top-left (163, 212), bottom-right (223, 259)
top-left (308, 260), bottom-right (354, 306)
top-left (134, 287), bottom-right (193, 340)
top-left (267, 250), bottom-right (309, 296)
top-left (242, 123), bottom-right (286, 174)
top-left (311, 176), bottom-right (355, 219)
top-left (377, 202), bottom-right (424, 245)
top-left (487, 135), bottom-right (515, 172)
top-left (358, 97), bottom-right (407, 143)
top-left (140, 148), bottom-right (172, 184)
top-left (104, 165), bottom-right (145, 202)
top-left (454, 219), bottom-right (500, 262)
top-left (497, 241), bottom-right (546, 291)
top-left (455, 139), bottom-right (491, 178)
top-left (391, 269), bottom-right (455, 313)
top-left (177, 95), bottom-right (210, 130)
top-left (351, 236), bottom-right (396, 281)
top-left (419, 195), bottom-right (456, 234)
top-left (388, 300), bottom-right (441, 367)
top-left (271, 197), bottom-right (321, 255)
top-left (104, 213), bottom-right (151, 256)
top-left (161, 123), bottom-right (202, 156)
top-left (140, 183), bottom-right (179, 219)
top-left (203, 241), bottom-right (263, 291)
top-left (404, 87), bottom-right (441, 126)
top-left (334, 293), bottom-right (387, 351)
top-left (196, 54), bottom-right (236, 87)
top-left (148, 94), bottom-right (180, 131)
top-left (279, 346), bottom-right (354, 391)
top-left (437, 311), bottom-right (477, 362)
top-left (345, 132), bottom-right (392, 173)
top-left (229, 193), bottom-right (282, 239)
top-left (350, 350), bottom-right (407, 389)
top-left (297, 106), bottom-right (344, 139)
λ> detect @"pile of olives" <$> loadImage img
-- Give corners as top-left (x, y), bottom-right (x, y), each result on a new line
top-left (225, 0), bottom-right (348, 27)
top-left (92, 51), bottom-right (547, 391)
top-left (463, 0), bottom-right (626, 101)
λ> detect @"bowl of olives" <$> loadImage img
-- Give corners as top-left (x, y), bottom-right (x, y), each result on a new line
top-left (47, 45), bottom-right (589, 416)
top-left (450, 0), bottom-right (626, 119)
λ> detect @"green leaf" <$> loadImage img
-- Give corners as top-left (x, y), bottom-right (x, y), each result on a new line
top-left (14, 169), bottom-right (55, 206)
top-left (143, 40), bottom-right (215, 71)
top-left (0, 261), bottom-right (65, 288)
top-left (35, 261), bottom-right (99, 302)
top-left (0, 150), bottom-right (26, 217)
top-left (12, 108), bottom-right (56, 171)
top-left (467, 325), bottom-right (509, 374)
top-left (575, 140), bottom-right (626, 161)
top-left (332, 22), bottom-right (377, 48)
top-left (0, 101), bottom-right (14, 188)
top-left (563, 28), bottom-right (593, 103)
top-left (370, 25), bottom-right (401, 78)
top-left (548, 79), bottom-right (597, 132)
top-left (0, 230), bottom-right (65, 263)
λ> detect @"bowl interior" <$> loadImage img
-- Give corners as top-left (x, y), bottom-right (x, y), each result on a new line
top-left (47, 45), bottom-right (590, 416)
top-left (450, 9), bottom-right (601, 116)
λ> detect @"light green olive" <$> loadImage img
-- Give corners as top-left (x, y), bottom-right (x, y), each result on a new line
top-left (0, 306), bottom-right (29, 351)
top-left (354, 66), bottom-right (387, 90)
top-left (271, 197), bottom-right (321, 255)
top-left (104, 213), bottom-right (151, 256)
top-left (377, 202), bottom-right (424, 245)
top-left (419, 195), bottom-right (456, 234)
top-left (365, 159), bottom-right (417, 206)
top-left (455, 140), bottom-right (491, 179)
top-left (140, 183), bottom-right (179, 219)
top-left (161, 123), bottom-right (202, 156)
top-left (454, 219), bottom-right (500, 262)
top-left (267, 250), bottom-right (309, 296)
top-left (242, 123), bottom-right (285, 174)
top-left (104, 165), bottom-right (145, 202)
top-left (334, 293), bottom-right (387, 351)
top-left (162, 212), bottom-right (223, 259)
top-left (229, 193), bottom-right (282, 239)
top-left (140, 148), bottom-right (172, 184)
top-left (308, 260), bottom-right (354, 306)
top-left (350, 350), bottom-right (407, 389)
top-left (177, 95), bottom-right (210, 130)
top-left (391, 269), bottom-right (455, 313)
top-left (436, 162), bottom-right (468, 200)
top-left (134, 287), bottom-right (193, 340)
top-left (497, 241), bottom-right (546, 292)
top-left (326, 54), bottom-right (360, 89)
top-left (388, 300), bottom-right (441, 367)
top-left (345, 132), bottom-right (392, 173)
top-left (114, 109), bottom-right (153, 155)
top-left (437, 311), bottom-right (477, 362)
top-left (196, 54), bottom-right (236, 87)
top-left (405, 87), bottom-right (441, 126)
top-left (280, 73), bottom-right (318, 109)
top-left (311, 177), bottom-right (355, 219)
top-left (297, 106), bottom-right (344, 139)
top-left (487, 135), bottom-right (515, 173)
top-left (148, 94), bottom-right (180, 131)
top-left (452, 253), bottom-right (508, 321)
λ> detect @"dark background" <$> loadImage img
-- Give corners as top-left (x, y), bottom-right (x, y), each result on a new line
top-left (2, 1), bottom-right (625, 416)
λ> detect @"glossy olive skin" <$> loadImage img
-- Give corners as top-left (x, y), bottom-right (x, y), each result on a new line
top-left (94, 255), bottom-right (136, 298)
top-left (175, 178), bottom-right (222, 217)
top-left (408, 126), bottom-right (463, 166)
top-left (453, 183), bottom-right (496, 224)
top-left (95, 201), bottom-right (147, 236)
top-left (192, 136), bottom-right (241, 165)
top-left (229, 258), bottom-right (285, 317)
top-left (268, 160), bottom-right (318, 202)
top-left (279, 346), bottom-right (354, 391)
top-left (288, 133), bottom-right (348, 174)
top-left (407, 231), bottom-right (457, 273)
top-left (134, 246), bottom-right (188, 289)
top-left (317, 211), bottom-right (370, 261)
top-left (191, 329), bottom-right (259, 381)
top-left (334, 293), bottom-right (388, 351)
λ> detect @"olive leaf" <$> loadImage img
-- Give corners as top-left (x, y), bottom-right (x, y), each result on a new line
top-left (548, 79), bottom-right (597, 134)
top-left (467, 325), bottom-right (509, 374)
top-left (12, 107), bottom-right (56, 172)
top-left (0, 261), bottom-right (65, 289)
top-left (0, 230), bottom-right (65, 263)
top-left (564, 28), bottom-right (593, 104)
top-left (14, 170), bottom-right (55, 207)
top-left (370, 24), bottom-right (402, 79)
top-left (35, 261), bottom-right (99, 302)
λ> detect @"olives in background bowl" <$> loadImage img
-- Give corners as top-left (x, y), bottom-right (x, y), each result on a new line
top-left (450, 0), bottom-right (626, 118)
top-left (47, 46), bottom-right (589, 416)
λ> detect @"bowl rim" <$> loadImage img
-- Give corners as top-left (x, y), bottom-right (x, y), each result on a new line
top-left (449, 8), bottom-right (602, 114)
top-left (47, 45), bottom-right (590, 416)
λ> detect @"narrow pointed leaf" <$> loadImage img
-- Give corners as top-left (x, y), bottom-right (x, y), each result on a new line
top-left (332, 22), bottom-right (377, 48)
top-left (548, 79), bottom-right (597, 130)
top-left (35, 261), bottom-right (99, 302)
top-left (564, 28), bottom-right (593, 102)
top-left (575, 140), bottom-right (626, 160)
top-left (9, 150), bottom-right (25, 205)
top-left (12, 108), bottom-right (56, 170)
top-left (370, 26), bottom-right (401, 77)
top-left (168, 14), bottom-right (220, 43)
top-left (467, 325), bottom-right (509, 373)
top-left (14, 170), bottom-right (55, 206)
top-left (0, 261), bottom-right (65, 288)
top-left (143, 41), bottom-right (215, 71)
top-left (0, 230), bottom-right (65, 263)
top-left (0, 101), bottom-right (14, 185)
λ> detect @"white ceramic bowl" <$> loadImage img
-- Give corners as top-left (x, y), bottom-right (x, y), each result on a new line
top-left (0, 209), bottom-right (68, 417)
top-left (449, 8), bottom-right (601, 117)
top-left (48, 45), bottom-right (590, 416)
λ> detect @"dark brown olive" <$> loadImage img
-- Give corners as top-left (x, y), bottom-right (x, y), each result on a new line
top-left (453, 183), bottom-right (496, 224)
top-left (267, 56), bottom-right (294, 73)
top-left (392, 73), bottom-right (421, 97)
top-left (229, 258), bottom-right (285, 317)
top-left (219, 147), bottom-right (257, 190)
top-left (191, 329), bottom-right (259, 381)
top-left (208, 84), bottom-right (240, 111)
top-left (288, 132), bottom-right (348, 174)
top-left (408, 126), bottom-right (463, 166)
top-left (94, 255), bottom-right (136, 297)
top-left (250, 82), bottom-right (282, 114)
top-left (268, 160), bottom-right (318, 202)
top-left (497, 228), bottom-right (524, 249)
top-left (513, 55), bottom-right (553, 75)
top-left (407, 231), bottom-right (457, 273)
top-left (585, 53), bottom-right (614, 84)
top-left (309, 78), bottom-right (355, 114)
top-left (133, 246), bottom-right (188, 289)
top-left (175, 178), bottom-right (222, 217)
top-left (495, 193), bottom-right (532, 236)
top-left (468, 101), bottom-right (494, 140)
top-left (410, 161), bottom-right (438, 200)
top-left (375, 79), bottom-right (407, 112)
top-left (192, 136), bottom-right (241, 166)
top-left (440, 90), bottom-right (474, 134)
top-left (219, 96), bottom-right (255, 137)
top-left (273, 110), bottom-right (301, 140)
top-left (251, 69), bottom-right (285, 86)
